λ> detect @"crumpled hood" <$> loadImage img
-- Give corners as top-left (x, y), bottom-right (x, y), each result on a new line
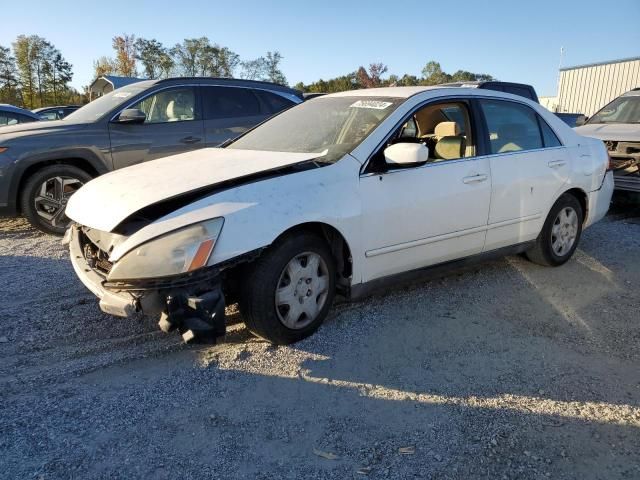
top-left (575, 123), bottom-right (640, 142)
top-left (66, 148), bottom-right (324, 232)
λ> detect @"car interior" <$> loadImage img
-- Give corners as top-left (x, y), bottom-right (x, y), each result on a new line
top-left (134, 89), bottom-right (196, 123)
top-left (392, 102), bottom-right (474, 162)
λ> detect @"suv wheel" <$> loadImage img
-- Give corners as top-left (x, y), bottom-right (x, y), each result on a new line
top-left (526, 193), bottom-right (583, 266)
top-left (238, 233), bottom-right (336, 344)
top-left (20, 165), bottom-right (92, 235)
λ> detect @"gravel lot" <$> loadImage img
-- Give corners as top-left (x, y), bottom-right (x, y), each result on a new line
top-left (1, 206), bottom-right (639, 479)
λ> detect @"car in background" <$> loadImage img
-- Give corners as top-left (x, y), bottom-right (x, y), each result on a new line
top-left (64, 86), bottom-right (612, 345)
top-left (0, 104), bottom-right (41, 127)
top-left (555, 113), bottom-right (585, 128)
top-left (0, 77), bottom-right (303, 234)
top-left (439, 80), bottom-right (539, 103)
top-left (575, 88), bottom-right (640, 192)
top-left (33, 105), bottom-right (81, 121)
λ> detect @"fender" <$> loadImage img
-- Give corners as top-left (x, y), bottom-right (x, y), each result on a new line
top-left (8, 147), bottom-right (110, 213)
top-left (109, 155), bottom-right (367, 284)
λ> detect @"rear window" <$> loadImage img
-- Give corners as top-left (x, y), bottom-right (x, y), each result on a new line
top-left (202, 86), bottom-right (262, 120)
top-left (257, 90), bottom-right (295, 114)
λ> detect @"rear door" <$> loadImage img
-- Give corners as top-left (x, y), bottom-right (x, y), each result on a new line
top-left (108, 86), bottom-right (204, 170)
top-left (478, 98), bottom-right (570, 250)
top-left (201, 86), bottom-right (271, 146)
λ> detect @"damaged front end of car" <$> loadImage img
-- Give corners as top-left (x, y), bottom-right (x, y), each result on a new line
top-left (65, 220), bottom-right (230, 343)
top-left (605, 140), bottom-right (640, 193)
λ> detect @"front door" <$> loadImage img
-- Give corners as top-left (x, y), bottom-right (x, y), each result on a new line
top-left (108, 86), bottom-right (204, 170)
top-left (360, 99), bottom-right (492, 282)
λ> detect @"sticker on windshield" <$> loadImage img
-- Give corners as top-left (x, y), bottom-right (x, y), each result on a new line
top-left (349, 100), bottom-right (393, 110)
top-left (113, 92), bottom-right (132, 98)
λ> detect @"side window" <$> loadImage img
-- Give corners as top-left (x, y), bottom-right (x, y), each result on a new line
top-left (0, 112), bottom-right (20, 125)
top-left (39, 111), bottom-right (58, 121)
top-left (257, 90), bottom-right (295, 114)
top-left (131, 87), bottom-right (196, 124)
top-left (202, 86), bottom-right (262, 120)
top-left (479, 100), bottom-right (543, 154)
top-left (539, 118), bottom-right (561, 147)
top-left (414, 102), bottom-right (473, 161)
top-left (17, 114), bottom-right (37, 123)
top-left (366, 100), bottom-right (474, 172)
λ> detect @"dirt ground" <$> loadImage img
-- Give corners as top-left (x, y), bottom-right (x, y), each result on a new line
top-left (1, 205), bottom-right (639, 479)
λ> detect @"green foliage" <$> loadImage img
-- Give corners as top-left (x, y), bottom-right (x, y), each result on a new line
top-left (297, 60), bottom-right (494, 93)
top-left (239, 51), bottom-right (287, 86)
top-left (112, 34), bottom-right (137, 77)
top-left (7, 35), bottom-right (77, 108)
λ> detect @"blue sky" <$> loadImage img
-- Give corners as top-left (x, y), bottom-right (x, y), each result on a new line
top-left (1, 0), bottom-right (638, 96)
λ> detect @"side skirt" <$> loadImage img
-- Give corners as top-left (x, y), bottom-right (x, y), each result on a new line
top-left (349, 241), bottom-right (535, 301)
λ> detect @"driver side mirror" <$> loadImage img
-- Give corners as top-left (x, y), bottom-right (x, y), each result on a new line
top-left (384, 142), bottom-right (429, 167)
top-left (574, 114), bottom-right (588, 126)
top-left (115, 108), bottom-right (146, 124)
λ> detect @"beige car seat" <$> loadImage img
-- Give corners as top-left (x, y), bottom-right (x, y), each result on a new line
top-left (433, 121), bottom-right (465, 160)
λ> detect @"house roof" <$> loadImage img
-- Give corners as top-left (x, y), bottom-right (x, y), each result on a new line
top-left (90, 75), bottom-right (145, 90)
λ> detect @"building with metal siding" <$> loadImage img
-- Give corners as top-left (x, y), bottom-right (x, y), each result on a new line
top-left (557, 57), bottom-right (640, 116)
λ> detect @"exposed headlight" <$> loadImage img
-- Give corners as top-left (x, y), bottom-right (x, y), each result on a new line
top-left (107, 218), bottom-right (224, 281)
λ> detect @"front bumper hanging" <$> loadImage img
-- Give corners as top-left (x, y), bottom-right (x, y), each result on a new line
top-left (67, 225), bottom-right (226, 341)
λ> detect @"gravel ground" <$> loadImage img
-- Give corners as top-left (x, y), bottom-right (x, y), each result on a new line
top-left (1, 206), bottom-right (639, 480)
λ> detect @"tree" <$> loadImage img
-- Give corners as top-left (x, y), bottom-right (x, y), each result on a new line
top-left (450, 69), bottom-right (494, 82)
top-left (13, 35), bottom-right (38, 107)
top-left (264, 51), bottom-right (287, 85)
top-left (240, 57), bottom-right (267, 80)
top-left (112, 34), bottom-right (137, 77)
top-left (135, 38), bottom-right (166, 79)
top-left (367, 63), bottom-right (388, 87)
top-left (421, 61), bottom-right (451, 85)
top-left (43, 47), bottom-right (73, 104)
top-left (0, 45), bottom-right (19, 105)
top-left (93, 56), bottom-right (116, 78)
top-left (172, 38), bottom-right (205, 76)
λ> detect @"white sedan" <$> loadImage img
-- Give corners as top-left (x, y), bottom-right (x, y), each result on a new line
top-left (65, 86), bottom-right (613, 344)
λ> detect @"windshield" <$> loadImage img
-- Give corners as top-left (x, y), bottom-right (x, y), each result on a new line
top-left (228, 96), bottom-right (404, 163)
top-left (588, 96), bottom-right (640, 124)
top-left (65, 86), bottom-right (146, 123)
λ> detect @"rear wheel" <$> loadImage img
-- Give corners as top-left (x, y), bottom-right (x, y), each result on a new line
top-left (526, 193), bottom-right (583, 266)
top-left (20, 165), bottom-right (92, 235)
top-left (238, 233), bottom-right (336, 344)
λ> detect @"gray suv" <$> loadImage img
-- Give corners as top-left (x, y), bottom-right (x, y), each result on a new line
top-left (0, 78), bottom-right (302, 234)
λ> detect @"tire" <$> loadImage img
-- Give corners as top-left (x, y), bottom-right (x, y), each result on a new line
top-left (238, 232), bottom-right (336, 345)
top-left (20, 164), bottom-right (92, 235)
top-left (526, 193), bottom-right (583, 267)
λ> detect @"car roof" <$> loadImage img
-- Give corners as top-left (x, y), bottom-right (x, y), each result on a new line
top-left (325, 86), bottom-right (444, 98)
top-left (0, 104), bottom-right (40, 118)
top-left (622, 88), bottom-right (640, 97)
top-left (323, 86), bottom-right (537, 100)
top-left (148, 77), bottom-right (303, 98)
top-left (33, 105), bottom-right (81, 112)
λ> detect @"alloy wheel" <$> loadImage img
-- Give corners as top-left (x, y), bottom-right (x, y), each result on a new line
top-left (551, 206), bottom-right (578, 256)
top-left (33, 176), bottom-right (84, 229)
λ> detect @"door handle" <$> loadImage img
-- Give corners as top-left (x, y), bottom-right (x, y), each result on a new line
top-left (462, 174), bottom-right (488, 184)
top-left (180, 136), bottom-right (202, 144)
top-left (548, 160), bottom-right (566, 168)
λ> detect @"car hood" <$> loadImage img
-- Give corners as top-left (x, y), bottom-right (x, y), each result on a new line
top-left (0, 119), bottom-right (87, 138)
top-left (66, 148), bottom-right (326, 232)
top-left (575, 123), bottom-right (640, 142)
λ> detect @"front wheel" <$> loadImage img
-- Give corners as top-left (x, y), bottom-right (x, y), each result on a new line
top-left (20, 165), bottom-right (92, 235)
top-left (526, 193), bottom-right (583, 266)
top-left (238, 233), bottom-right (336, 344)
